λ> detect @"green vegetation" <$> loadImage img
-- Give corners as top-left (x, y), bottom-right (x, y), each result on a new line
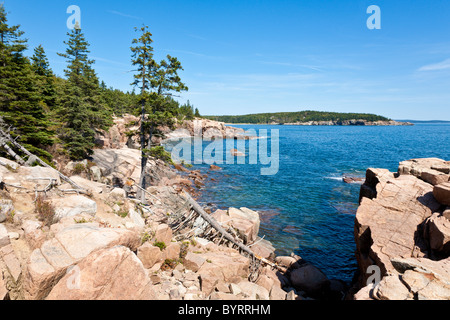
top-left (0, 6), bottom-right (54, 161)
top-left (205, 110), bottom-right (390, 124)
top-left (154, 240), bottom-right (167, 251)
top-left (141, 231), bottom-right (153, 244)
top-left (147, 146), bottom-right (174, 165)
top-left (0, 5), bottom-right (198, 164)
top-left (161, 258), bottom-right (182, 271)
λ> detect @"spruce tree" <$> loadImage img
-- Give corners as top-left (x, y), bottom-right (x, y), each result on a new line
top-left (57, 25), bottom-right (110, 160)
top-left (31, 45), bottom-right (57, 110)
top-left (131, 26), bottom-right (188, 201)
top-left (131, 25), bottom-right (155, 201)
top-left (0, 5), bottom-right (54, 160)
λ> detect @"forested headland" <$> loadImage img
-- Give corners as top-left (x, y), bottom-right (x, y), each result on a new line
top-left (205, 111), bottom-right (391, 124)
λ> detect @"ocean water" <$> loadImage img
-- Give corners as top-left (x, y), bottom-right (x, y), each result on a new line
top-left (168, 123), bottom-right (450, 283)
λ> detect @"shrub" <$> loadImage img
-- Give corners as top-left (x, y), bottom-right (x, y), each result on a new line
top-left (154, 240), bottom-right (167, 251)
top-left (141, 231), bottom-right (153, 244)
top-left (160, 259), bottom-right (181, 271)
top-left (147, 146), bottom-right (174, 165)
top-left (35, 194), bottom-right (56, 227)
top-left (73, 163), bottom-right (86, 175)
top-left (5, 209), bottom-right (15, 224)
top-left (116, 210), bottom-right (128, 218)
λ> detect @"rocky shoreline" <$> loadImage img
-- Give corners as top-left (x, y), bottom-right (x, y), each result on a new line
top-left (284, 120), bottom-right (413, 126)
top-left (1, 114), bottom-right (448, 300)
top-left (0, 117), bottom-right (344, 301)
top-left (353, 158), bottom-right (450, 300)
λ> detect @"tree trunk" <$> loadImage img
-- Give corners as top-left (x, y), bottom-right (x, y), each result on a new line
top-left (139, 99), bottom-right (147, 204)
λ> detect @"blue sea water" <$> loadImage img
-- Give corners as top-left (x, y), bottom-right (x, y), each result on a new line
top-left (170, 123), bottom-right (450, 283)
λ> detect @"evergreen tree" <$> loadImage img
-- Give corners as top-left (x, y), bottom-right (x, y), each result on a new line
top-left (57, 25), bottom-right (110, 159)
top-left (0, 5), bottom-right (54, 160)
top-left (131, 26), bottom-right (188, 201)
top-left (145, 55), bottom-right (188, 146)
top-left (31, 44), bottom-right (57, 110)
top-left (131, 25), bottom-right (155, 201)
top-left (194, 108), bottom-right (200, 118)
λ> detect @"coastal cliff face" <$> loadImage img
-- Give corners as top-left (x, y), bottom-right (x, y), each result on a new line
top-left (354, 158), bottom-right (450, 300)
top-left (94, 115), bottom-right (248, 150)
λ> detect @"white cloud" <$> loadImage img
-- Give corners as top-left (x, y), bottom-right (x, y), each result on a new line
top-left (107, 10), bottom-right (142, 20)
top-left (418, 58), bottom-right (450, 71)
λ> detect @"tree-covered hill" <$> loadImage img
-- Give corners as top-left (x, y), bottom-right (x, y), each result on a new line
top-left (205, 111), bottom-right (391, 124)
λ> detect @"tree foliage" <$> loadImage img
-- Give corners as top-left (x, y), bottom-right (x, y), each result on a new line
top-left (206, 111), bottom-right (390, 124)
top-left (57, 25), bottom-right (111, 160)
top-left (0, 5), bottom-right (54, 160)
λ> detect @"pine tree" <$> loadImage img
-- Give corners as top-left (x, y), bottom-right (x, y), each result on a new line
top-left (0, 5), bottom-right (54, 160)
top-left (57, 25), bottom-right (110, 160)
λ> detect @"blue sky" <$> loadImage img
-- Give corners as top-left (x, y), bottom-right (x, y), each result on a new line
top-left (3, 0), bottom-right (450, 120)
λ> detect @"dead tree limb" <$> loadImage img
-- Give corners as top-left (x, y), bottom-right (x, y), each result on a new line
top-left (0, 128), bottom-right (86, 191)
top-left (179, 191), bottom-right (285, 273)
top-left (0, 137), bottom-right (25, 165)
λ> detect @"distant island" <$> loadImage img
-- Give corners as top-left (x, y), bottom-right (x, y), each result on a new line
top-left (205, 111), bottom-right (413, 126)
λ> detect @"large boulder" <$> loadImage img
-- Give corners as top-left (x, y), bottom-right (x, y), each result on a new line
top-left (92, 148), bottom-right (172, 187)
top-left (398, 158), bottom-right (450, 186)
top-left (22, 220), bottom-right (46, 250)
top-left (289, 263), bottom-right (330, 296)
top-left (0, 224), bottom-right (10, 248)
top-left (251, 237), bottom-right (276, 260)
top-left (46, 246), bottom-right (156, 300)
top-left (152, 224), bottom-right (173, 245)
top-left (433, 182), bottom-right (450, 206)
top-left (373, 275), bottom-right (413, 300)
top-left (196, 250), bottom-right (250, 296)
top-left (388, 257), bottom-right (450, 300)
top-left (183, 252), bottom-right (206, 272)
top-left (355, 170), bottom-right (441, 285)
top-left (424, 213), bottom-right (450, 255)
top-left (236, 280), bottom-right (270, 300)
top-left (137, 243), bottom-right (163, 269)
top-left (214, 207), bottom-right (260, 244)
top-left (51, 195), bottom-right (97, 221)
top-left (1, 165), bottom-right (61, 189)
top-left (354, 158), bottom-right (450, 300)
top-left (92, 148), bottom-right (142, 185)
top-left (23, 224), bottom-right (140, 300)
top-left (65, 176), bottom-right (107, 194)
